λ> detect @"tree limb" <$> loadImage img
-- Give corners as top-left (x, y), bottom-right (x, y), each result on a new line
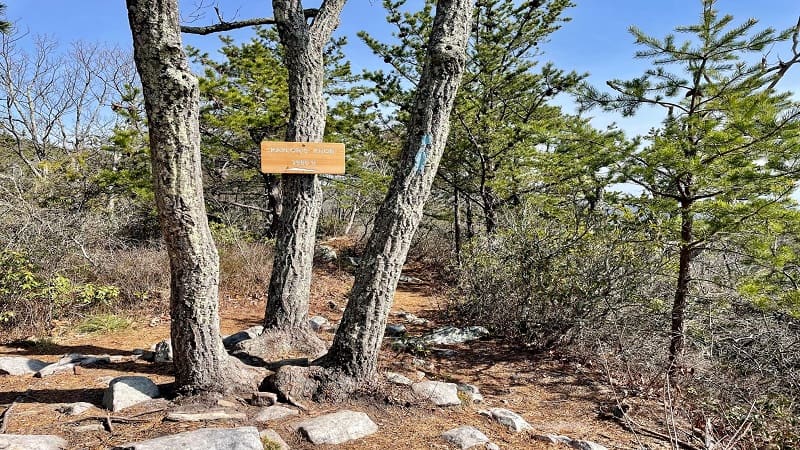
top-left (180, 9), bottom-right (319, 35)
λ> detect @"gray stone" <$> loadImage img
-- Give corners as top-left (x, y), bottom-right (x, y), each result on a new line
top-left (399, 312), bottom-right (429, 325)
top-left (114, 426), bottom-right (263, 450)
top-left (386, 323), bottom-right (407, 336)
top-left (421, 326), bottom-right (489, 345)
top-left (457, 384), bottom-right (484, 403)
top-left (295, 410), bottom-right (378, 445)
top-left (250, 391), bottom-right (278, 407)
top-left (75, 423), bottom-right (106, 432)
top-left (259, 429), bottom-right (290, 450)
top-left (103, 376), bottom-right (160, 411)
top-left (411, 381), bottom-right (461, 406)
top-left (165, 409), bottom-right (246, 422)
top-left (569, 440), bottom-right (609, 450)
top-left (315, 244), bottom-right (337, 262)
top-left (486, 443), bottom-right (500, 450)
top-left (0, 356), bottom-right (49, 375)
top-left (253, 405), bottom-right (298, 422)
top-left (398, 274), bottom-right (423, 284)
top-left (532, 434), bottom-right (572, 444)
top-left (442, 426), bottom-right (490, 449)
top-left (36, 354), bottom-right (110, 377)
top-left (386, 372), bottom-right (413, 386)
top-left (0, 435), bottom-right (68, 449)
top-left (486, 408), bottom-right (532, 432)
top-left (222, 326), bottom-right (263, 348)
top-left (152, 340), bottom-right (172, 363)
top-left (308, 315), bottom-right (330, 332)
top-left (56, 401), bottom-right (94, 416)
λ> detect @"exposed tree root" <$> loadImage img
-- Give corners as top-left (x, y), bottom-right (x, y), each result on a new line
top-left (233, 327), bottom-right (327, 363)
top-left (262, 364), bottom-right (365, 403)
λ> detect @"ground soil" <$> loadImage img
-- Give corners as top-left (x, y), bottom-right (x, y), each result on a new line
top-left (1, 267), bottom-right (675, 450)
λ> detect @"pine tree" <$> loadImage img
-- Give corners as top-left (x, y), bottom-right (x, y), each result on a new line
top-left (580, 0), bottom-right (800, 376)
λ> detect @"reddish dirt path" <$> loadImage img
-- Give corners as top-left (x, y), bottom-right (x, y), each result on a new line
top-left (1, 269), bottom-right (667, 449)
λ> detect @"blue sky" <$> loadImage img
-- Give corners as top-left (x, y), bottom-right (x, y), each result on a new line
top-left (4, 0), bottom-right (800, 135)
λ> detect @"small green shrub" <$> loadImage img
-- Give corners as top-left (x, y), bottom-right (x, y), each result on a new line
top-left (76, 314), bottom-right (132, 334)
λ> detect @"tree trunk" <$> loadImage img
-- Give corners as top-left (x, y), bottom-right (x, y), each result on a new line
top-left (263, 173), bottom-right (283, 238)
top-left (237, 0), bottom-right (346, 361)
top-left (316, 0), bottom-right (472, 383)
top-left (125, 0), bottom-right (257, 394)
top-left (453, 187), bottom-right (462, 265)
top-left (669, 197), bottom-right (694, 378)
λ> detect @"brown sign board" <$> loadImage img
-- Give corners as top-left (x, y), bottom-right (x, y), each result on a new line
top-left (260, 141), bottom-right (345, 174)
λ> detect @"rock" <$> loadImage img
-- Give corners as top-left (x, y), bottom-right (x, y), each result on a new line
top-left (222, 325), bottom-right (263, 348)
top-left (442, 426), bottom-right (490, 449)
top-left (36, 354), bottom-right (110, 377)
top-left (253, 405), bottom-right (299, 422)
top-left (569, 440), bottom-right (609, 450)
top-left (259, 429), bottom-right (290, 450)
top-left (421, 326), bottom-right (489, 345)
top-left (386, 372), bottom-right (413, 386)
top-left (0, 356), bottom-right (49, 375)
top-left (152, 340), bottom-right (172, 363)
top-left (75, 423), bottom-right (106, 432)
top-left (103, 376), bottom-right (160, 411)
top-left (411, 381), bottom-right (461, 406)
top-left (398, 312), bottom-right (429, 325)
top-left (216, 399), bottom-right (237, 408)
top-left (486, 408), bottom-right (532, 432)
top-left (398, 274), bottom-right (423, 284)
top-left (532, 434), bottom-right (572, 444)
top-left (411, 357), bottom-right (435, 372)
top-left (315, 244), bottom-right (337, 262)
top-left (485, 443), bottom-right (500, 450)
top-left (0, 435), bottom-right (68, 449)
top-left (56, 402), bottom-right (94, 416)
top-left (457, 384), bottom-right (484, 403)
top-left (165, 409), bottom-right (247, 422)
top-left (385, 324), bottom-right (407, 336)
top-left (250, 391), bottom-right (278, 407)
top-left (295, 410), bottom-right (378, 445)
top-left (114, 426), bottom-right (263, 450)
top-left (308, 315), bottom-right (330, 332)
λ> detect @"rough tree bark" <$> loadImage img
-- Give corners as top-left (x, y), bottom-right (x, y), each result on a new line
top-left (266, 0), bottom-right (473, 399)
top-left (126, 0), bottom-right (259, 394)
top-left (234, 0), bottom-right (346, 362)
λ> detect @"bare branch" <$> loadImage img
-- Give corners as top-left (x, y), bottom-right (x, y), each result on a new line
top-left (180, 9), bottom-right (319, 35)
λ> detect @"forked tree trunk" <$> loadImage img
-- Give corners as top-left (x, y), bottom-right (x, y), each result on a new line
top-left (237, 0), bottom-right (346, 361)
top-left (317, 0), bottom-right (472, 381)
top-left (125, 0), bottom-right (256, 394)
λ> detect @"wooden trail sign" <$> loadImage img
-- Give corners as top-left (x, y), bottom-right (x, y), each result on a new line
top-left (260, 141), bottom-right (345, 174)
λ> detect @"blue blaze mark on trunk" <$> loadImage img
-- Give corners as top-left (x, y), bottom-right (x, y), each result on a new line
top-left (414, 134), bottom-right (432, 174)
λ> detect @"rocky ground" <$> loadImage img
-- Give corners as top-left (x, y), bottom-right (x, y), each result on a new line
top-left (1, 269), bottom-right (675, 449)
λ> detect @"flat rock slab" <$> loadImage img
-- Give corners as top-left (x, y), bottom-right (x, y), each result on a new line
top-left (421, 326), bottom-right (489, 345)
top-left (259, 429), bottom-right (290, 450)
top-left (386, 371), bottom-right (413, 385)
top-left (295, 410), bottom-right (378, 445)
top-left (222, 325), bottom-right (263, 348)
top-left (36, 354), bottom-right (110, 377)
top-left (485, 408), bottom-right (532, 432)
top-left (103, 376), bottom-right (160, 411)
top-left (253, 405), bottom-right (299, 422)
top-left (442, 426), bottom-right (490, 449)
top-left (165, 409), bottom-right (246, 422)
top-left (56, 401), bottom-right (94, 416)
top-left (114, 426), bottom-right (262, 450)
top-left (0, 356), bottom-right (49, 375)
top-left (0, 434), bottom-right (68, 449)
top-left (412, 381), bottom-right (461, 406)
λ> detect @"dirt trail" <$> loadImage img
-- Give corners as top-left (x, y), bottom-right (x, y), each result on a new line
top-left (0, 270), bottom-right (667, 449)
